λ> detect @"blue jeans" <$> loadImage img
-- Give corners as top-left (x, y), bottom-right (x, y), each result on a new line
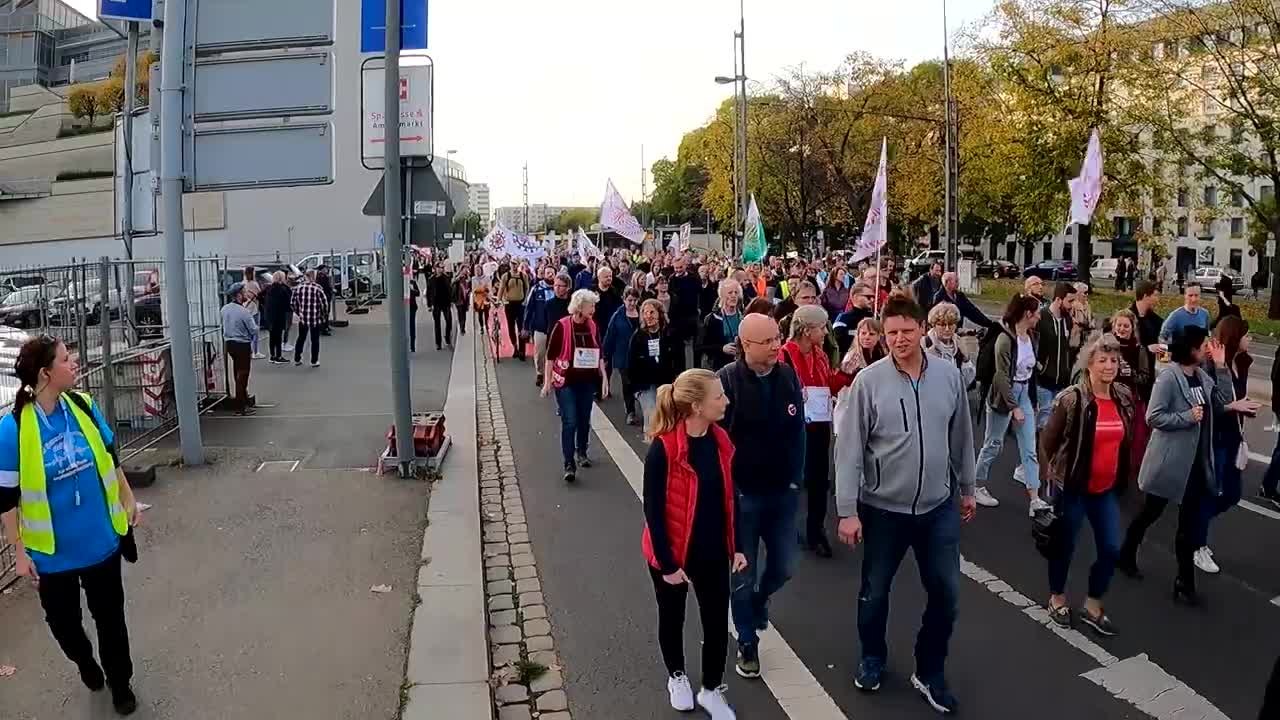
top-left (975, 381), bottom-right (1040, 490)
top-left (731, 487), bottom-right (800, 648)
top-left (554, 382), bottom-right (595, 470)
top-left (1036, 386), bottom-right (1058, 430)
top-left (1048, 490), bottom-right (1121, 598)
top-left (856, 500), bottom-right (960, 679)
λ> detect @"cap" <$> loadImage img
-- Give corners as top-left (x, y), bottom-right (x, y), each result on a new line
top-left (227, 281), bottom-right (246, 297)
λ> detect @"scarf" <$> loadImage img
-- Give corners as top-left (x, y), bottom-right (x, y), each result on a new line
top-left (926, 329), bottom-right (960, 364)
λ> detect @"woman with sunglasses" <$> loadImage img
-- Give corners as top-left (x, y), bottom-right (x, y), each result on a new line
top-left (1040, 334), bottom-right (1134, 636)
top-left (0, 335), bottom-right (142, 715)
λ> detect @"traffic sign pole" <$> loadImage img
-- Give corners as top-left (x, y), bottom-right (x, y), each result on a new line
top-left (383, 0), bottom-right (415, 477)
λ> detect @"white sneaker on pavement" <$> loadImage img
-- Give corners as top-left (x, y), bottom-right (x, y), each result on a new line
top-left (974, 487), bottom-right (1000, 507)
top-left (1194, 547), bottom-right (1220, 574)
top-left (1014, 466), bottom-right (1026, 485)
top-left (251, 353), bottom-right (266, 360)
top-left (283, 344), bottom-right (294, 353)
top-left (1029, 497), bottom-right (1052, 517)
top-left (667, 673), bottom-right (694, 711)
top-left (696, 685), bottom-right (737, 720)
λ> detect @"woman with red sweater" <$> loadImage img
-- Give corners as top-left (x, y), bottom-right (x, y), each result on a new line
top-left (642, 369), bottom-right (748, 719)
top-left (780, 305), bottom-right (854, 558)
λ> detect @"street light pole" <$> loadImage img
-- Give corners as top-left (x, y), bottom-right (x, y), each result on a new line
top-left (383, 0), bottom-right (414, 478)
top-left (447, 149), bottom-right (458, 247)
top-left (942, 0), bottom-right (960, 272)
top-left (738, 0), bottom-right (748, 260)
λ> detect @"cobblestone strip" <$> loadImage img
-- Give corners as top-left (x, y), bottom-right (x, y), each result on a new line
top-left (476, 348), bottom-right (572, 720)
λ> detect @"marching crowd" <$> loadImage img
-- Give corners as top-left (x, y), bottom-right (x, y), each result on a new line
top-left (442, 246), bottom-right (1278, 718)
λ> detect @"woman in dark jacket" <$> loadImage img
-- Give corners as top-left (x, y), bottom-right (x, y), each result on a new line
top-left (1040, 334), bottom-right (1134, 636)
top-left (264, 271), bottom-right (293, 363)
top-left (819, 268), bottom-right (850, 321)
top-left (603, 288), bottom-right (642, 424)
top-left (697, 278), bottom-right (744, 371)
top-left (642, 368), bottom-right (746, 716)
top-left (629, 299), bottom-right (682, 432)
top-left (1213, 275), bottom-right (1242, 329)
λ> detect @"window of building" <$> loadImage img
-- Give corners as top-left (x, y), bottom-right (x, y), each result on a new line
top-left (1153, 217), bottom-right (1164, 235)
top-left (1177, 217), bottom-right (1189, 237)
top-left (1114, 216), bottom-right (1133, 237)
top-left (1263, 185), bottom-right (1275, 201)
top-left (1203, 95), bottom-right (1220, 114)
top-left (1178, 187), bottom-right (1188, 207)
top-left (1065, 225), bottom-right (1073, 235)
top-left (1063, 243), bottom-right (1073, 260)
top-left (1231, 217), bottom-right (1245, 237)
top-left (1230, 248), bottom-right (1243, 271)
top-left (1042, 242), bottom-right (1052, 260)
top-left (1201, 64), bottom-right (1218, 81)
top-left (1201, 219), bottom-right (1214, 237)
top-left (1232, 123), bottom-right (1246, 143)
top-left (1164, 40), bottom-right (1180, 59)
top-left (1006, 241), bottom-right (1017, 262)
top-left (1232, 188), bottom-right (1245, 207)
top-left (1204, 186), bottom-right (1218, 205)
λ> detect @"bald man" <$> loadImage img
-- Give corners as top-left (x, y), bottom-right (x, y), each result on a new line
top-left (1023, 275), bottom-right (1045, 307)
top-left (716, 313), bottom-right (806, 679)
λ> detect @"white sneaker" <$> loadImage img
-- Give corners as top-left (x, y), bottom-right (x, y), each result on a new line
top-left (251, 352), bottom-right (267, 360)
top-left (1014, 466), bottom-right (1026, 485)
top-left (974, 487), bottom-right (1000, 507)
top-left (667, 672), bottom-right (695, 711)
top-left (283, 344), bottom-right (294, 352)
top-left (1029, 497), bottom-right (1052, 517)
top-left (1194, 547), bottom-right (1220, 574)
top-left (696, 685), bottom-right (737, 720)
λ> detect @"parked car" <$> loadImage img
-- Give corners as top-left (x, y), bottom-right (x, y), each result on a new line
top-left (0, 274), bottom-right (47, 295)
top-left (978, 259), bottom-right (1020, 278)
top-left (1023, 260), bottom-right (1079, 281)
top-left (1181, 266), bottom-right (1245, 293)
top-left (907, 248), bottom-right (983, 280)
top-left (0, 285), bottom-right (63, 328)
top-left (1090, 258), bottom-right (1119, 281)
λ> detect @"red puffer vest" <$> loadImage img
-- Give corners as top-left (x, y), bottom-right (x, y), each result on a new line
top-left (642, 422), bottom-right (736, 571)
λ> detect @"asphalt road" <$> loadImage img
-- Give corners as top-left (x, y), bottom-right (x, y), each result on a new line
top-left (495, 355), bottom-right (1279, 720)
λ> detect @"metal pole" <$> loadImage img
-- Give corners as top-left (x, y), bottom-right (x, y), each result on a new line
top-left (383, 0), bottom-right (414, 477)
top-left (738, 0), bottom-right (748, 259)
top-left (99, 257), bottom-right (116, 427)
top-left (121, 23), bottom-right (139, 346)
top-left (942, 0), bottom-right (958, 272)
top-left (159, 0), bottom-right (204, 465)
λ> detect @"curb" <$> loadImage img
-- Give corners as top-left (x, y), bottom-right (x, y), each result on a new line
top-left (475, 340), bottom-right (573, 720)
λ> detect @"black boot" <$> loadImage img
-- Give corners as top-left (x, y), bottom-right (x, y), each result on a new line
top-left (1116, 546), bottom-right (1143, 580)
top-left (79, 661), bottom-right (105, 691)
top-left (111, 684), bottom-right (138, 715)
top-left (1173, 576), bottom-right (1201, 606)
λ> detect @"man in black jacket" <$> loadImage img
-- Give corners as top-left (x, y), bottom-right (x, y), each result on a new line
top-left (912, 261), bottom-right (944, 314)
top-left (1129, 280), bottom-right (1164, 402)
top-left (717, 313), bottom-right (806, 681)
top-left (668, 254), bottom-right (702, 367)
top-left (932, 272), bottom-right (996, 332)
top-left (425, 263), bottom-right (455, 351)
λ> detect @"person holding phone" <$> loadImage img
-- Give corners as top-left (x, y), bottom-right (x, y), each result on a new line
top-left (0, 335), bottom-right (142, 716)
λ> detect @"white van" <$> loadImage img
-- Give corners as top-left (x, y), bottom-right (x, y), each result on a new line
top-left (1090, 258), bottom-right (1118, 281)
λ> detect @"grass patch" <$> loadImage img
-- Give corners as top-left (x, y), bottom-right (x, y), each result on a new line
top-left (971, 278), bottom-right (1280, 338)
top-left (514, 658), bottom-right (547, 685)
top-left (55, 169), bottom-right (113, 181)
top-left (57, 124), bottom-right (112, 138)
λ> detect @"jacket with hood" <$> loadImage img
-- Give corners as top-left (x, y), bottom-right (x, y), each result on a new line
top-left (1035, 304), bottom-right (1081, 390)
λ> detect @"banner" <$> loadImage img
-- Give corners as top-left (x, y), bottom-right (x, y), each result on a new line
top-left (599, 179), bottom-right (646, 244)
top-left (483, 222), bottom-right (547, 262)
top-left (666, 232), bottom-right (686, 255)
top-left (576, 227), bottom-right (603, 260)
top-left (851, 138), bottom-right (888, 264)
top-left (679, 222), bottom-right (692, 246)
top-left (742, 193), bottom-right (767, 263)
top-left (1068, 128), bottom-right (1103, 225)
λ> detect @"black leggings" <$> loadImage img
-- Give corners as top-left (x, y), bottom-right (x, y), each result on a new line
top-left (650, 550), bottom-right (729, 690)
top-left (1121, 486), bottom-right (1205, 586)
top-left (504, 303), bottom-right (524, 355)
top-left (38, 552), bottom-right (133, 689)
top-left (804, 423), bottom-right (832, 541)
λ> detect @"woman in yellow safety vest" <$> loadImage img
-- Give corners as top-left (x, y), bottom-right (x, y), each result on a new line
top-left (0, 334), bottom-right (141, 716)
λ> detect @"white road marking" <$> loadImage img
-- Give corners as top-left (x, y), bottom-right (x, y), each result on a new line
top-left (961, 556), bottom-right (1230, 719)
top-left (1271, 596), bottom-right (1280, 608)
top-left (590, 405), bottom-right (849, 720)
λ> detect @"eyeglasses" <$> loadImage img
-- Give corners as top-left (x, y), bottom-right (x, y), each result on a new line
top-left (742, 335), bottom-right (782, 347)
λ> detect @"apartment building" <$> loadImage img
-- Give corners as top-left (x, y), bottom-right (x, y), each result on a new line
top-left (468, 183), bottom-right (490, 224)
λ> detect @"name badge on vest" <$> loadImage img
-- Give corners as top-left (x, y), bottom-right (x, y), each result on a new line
top-left (648, 338), bottom-right (661, 359)
top-left (573, 347), bottom-right (600, 369)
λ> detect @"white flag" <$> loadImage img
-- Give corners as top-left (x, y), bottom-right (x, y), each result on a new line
top-left (852, 138), bottom-right (889, 264)
top-left (1068, 128), bottom-right (1104, 225)
top-left (484, 222), bottom-right (547, 262)
top-left (599, 179), bottom-right (646, 244)
top-left (667, 232), bottom-right (683, 255)
top-left (576, 227), bottom-right (603, 260)
top-left (679, 222), bottom-right (692, 246)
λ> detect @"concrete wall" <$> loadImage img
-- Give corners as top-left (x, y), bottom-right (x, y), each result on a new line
top-left (0, 128), bottom-right (113, 181)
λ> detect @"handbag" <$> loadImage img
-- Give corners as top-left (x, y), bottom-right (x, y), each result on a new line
top-left (1032, 389), bottom-right (1078, 558)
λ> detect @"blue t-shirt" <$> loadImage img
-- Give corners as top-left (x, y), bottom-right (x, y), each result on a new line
top-left (0, 397), bottom-right (120, 574)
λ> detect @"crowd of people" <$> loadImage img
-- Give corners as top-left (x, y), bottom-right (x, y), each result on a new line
top-left (457, 244), bottom-right (1278, 718)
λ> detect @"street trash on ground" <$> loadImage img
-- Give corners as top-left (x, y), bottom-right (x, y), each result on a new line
top-left (0, 665), bottom-right (16, 677)
top-left (370, 584), bottom-right (392, 593)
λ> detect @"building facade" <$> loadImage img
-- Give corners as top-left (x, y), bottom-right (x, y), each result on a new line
top-left (493, 204), bottom-right (596, 233)
top-left (431, 155), bottom-right (469, 217)
top-left (468, 183), bottom-right (490, 224)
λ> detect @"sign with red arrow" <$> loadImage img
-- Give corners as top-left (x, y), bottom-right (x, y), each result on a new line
top-left (362, 60), bottom-right (433, 161)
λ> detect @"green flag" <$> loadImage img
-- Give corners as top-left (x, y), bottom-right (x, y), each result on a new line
top-left (742, 193), bottom-right (766, 263)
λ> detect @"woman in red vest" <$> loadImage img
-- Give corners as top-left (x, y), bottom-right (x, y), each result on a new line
top-left (642, 369), bottom-right (747, 719)
top-left (542, 289), bottom-right (609, 483)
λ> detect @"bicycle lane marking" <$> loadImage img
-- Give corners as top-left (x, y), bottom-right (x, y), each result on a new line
top-left (590, 404), bottom-right (850, 720)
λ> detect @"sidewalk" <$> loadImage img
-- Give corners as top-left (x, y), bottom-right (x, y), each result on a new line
top-left (0, 308), bottom-right (452, 719)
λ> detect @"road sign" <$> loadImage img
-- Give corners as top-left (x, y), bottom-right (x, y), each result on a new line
top-left (413, 200), bottom-right (433, 216)
top-left (362, 61), bottom-right (433, 161)
top-left (361, 0), bottom-right (428, 53)
top-left (98, 0), bottom-right (152, 21)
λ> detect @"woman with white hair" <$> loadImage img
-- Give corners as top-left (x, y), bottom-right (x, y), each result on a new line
top-left (780, 304), bottom-right (854, 558)
top-left (543, 289), bottom-right (609, 483)
top-left (698, 278), bottom-right (743, 371)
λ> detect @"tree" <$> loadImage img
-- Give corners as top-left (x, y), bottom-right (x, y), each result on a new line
top-left (554, 208), bottom-right (599, 234)
top-left (98, 78), bottom-right (126, 114)
top-left (67, 84), bottom-right (104, 126)
top-left (112, 50), bottom-right (158, 106)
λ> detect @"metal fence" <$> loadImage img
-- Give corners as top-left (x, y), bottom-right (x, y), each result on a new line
top-left (0, 256), bottom-right (228, 587)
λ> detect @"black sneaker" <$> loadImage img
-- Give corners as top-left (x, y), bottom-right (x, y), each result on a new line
top-left (911, 673), bottom-right (958, 714)
top-left (1260, 488), bottom-right (1280, 508)
top-left (563, 465), bottom-right (576, 484)
top-left (1048, 602), bottom-right (1072, 628)
top-left (79, 662), bottom-right (105, 691)
top-left (111, 684), bottom-right (138, 715)
top-left (535, 373), bottom-right (544, 388)
top-left (294, 360), bottom-right (302, 367)
top-left (1078, 608), bottom-right (1118, 637)
top-left (854, 658), bottom-right (883, 691)
top-left (735, 643), bottom-right (761, 679)
top-left (576, 452), bottom-right (592, 469)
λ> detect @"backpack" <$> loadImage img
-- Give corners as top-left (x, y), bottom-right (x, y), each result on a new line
top-left (974, 326), bottom-right (1006, 395)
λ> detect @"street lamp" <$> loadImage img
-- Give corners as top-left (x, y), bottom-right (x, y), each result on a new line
top-left (446, 149), bottom-right (458, 246)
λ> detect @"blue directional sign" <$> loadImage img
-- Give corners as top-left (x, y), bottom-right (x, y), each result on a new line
top-left (98, 0), bottom-right (153, 22)
top-left (361, 0), bottom-right (428, 53)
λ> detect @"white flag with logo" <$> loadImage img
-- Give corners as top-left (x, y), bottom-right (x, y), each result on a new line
top-left (599, 179), bottom-right (646, 245)
top-left (484, 222), bottom-right (546, 262)
top-left (852, 138), bottom-right (889, 263)
top-left (679, 222), bottom-right (692, 247)
top-left (1068, 128), bottom-right (1104, 225)
top-left (576, 227), bottom-right (603, 260)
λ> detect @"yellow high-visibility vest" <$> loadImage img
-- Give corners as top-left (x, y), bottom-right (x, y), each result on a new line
top-left (18, 393), bottom-right (128, 555)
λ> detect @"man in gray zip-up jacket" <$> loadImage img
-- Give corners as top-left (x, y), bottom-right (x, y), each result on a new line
top-left (833, 296), bottom-right (976, 712)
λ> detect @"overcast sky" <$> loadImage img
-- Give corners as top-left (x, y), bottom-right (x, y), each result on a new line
top-left (69, 0), bottom-right (995, 211)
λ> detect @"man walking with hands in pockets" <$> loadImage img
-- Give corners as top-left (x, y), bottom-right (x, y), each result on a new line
top-left (835, 295), bottom-right (977, 715)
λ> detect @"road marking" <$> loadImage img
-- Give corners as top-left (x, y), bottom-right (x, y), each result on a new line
top-left (960, 556), bottom-right (1230, 719)
top-left (590, 405), bottom-right (849, 720)
top-left (1272, 596), bottom-right (1280, 608)
top-left (1240, 499), bottom-right (1280, 520)
top-left (255, 460), bottom-right (300, 473)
